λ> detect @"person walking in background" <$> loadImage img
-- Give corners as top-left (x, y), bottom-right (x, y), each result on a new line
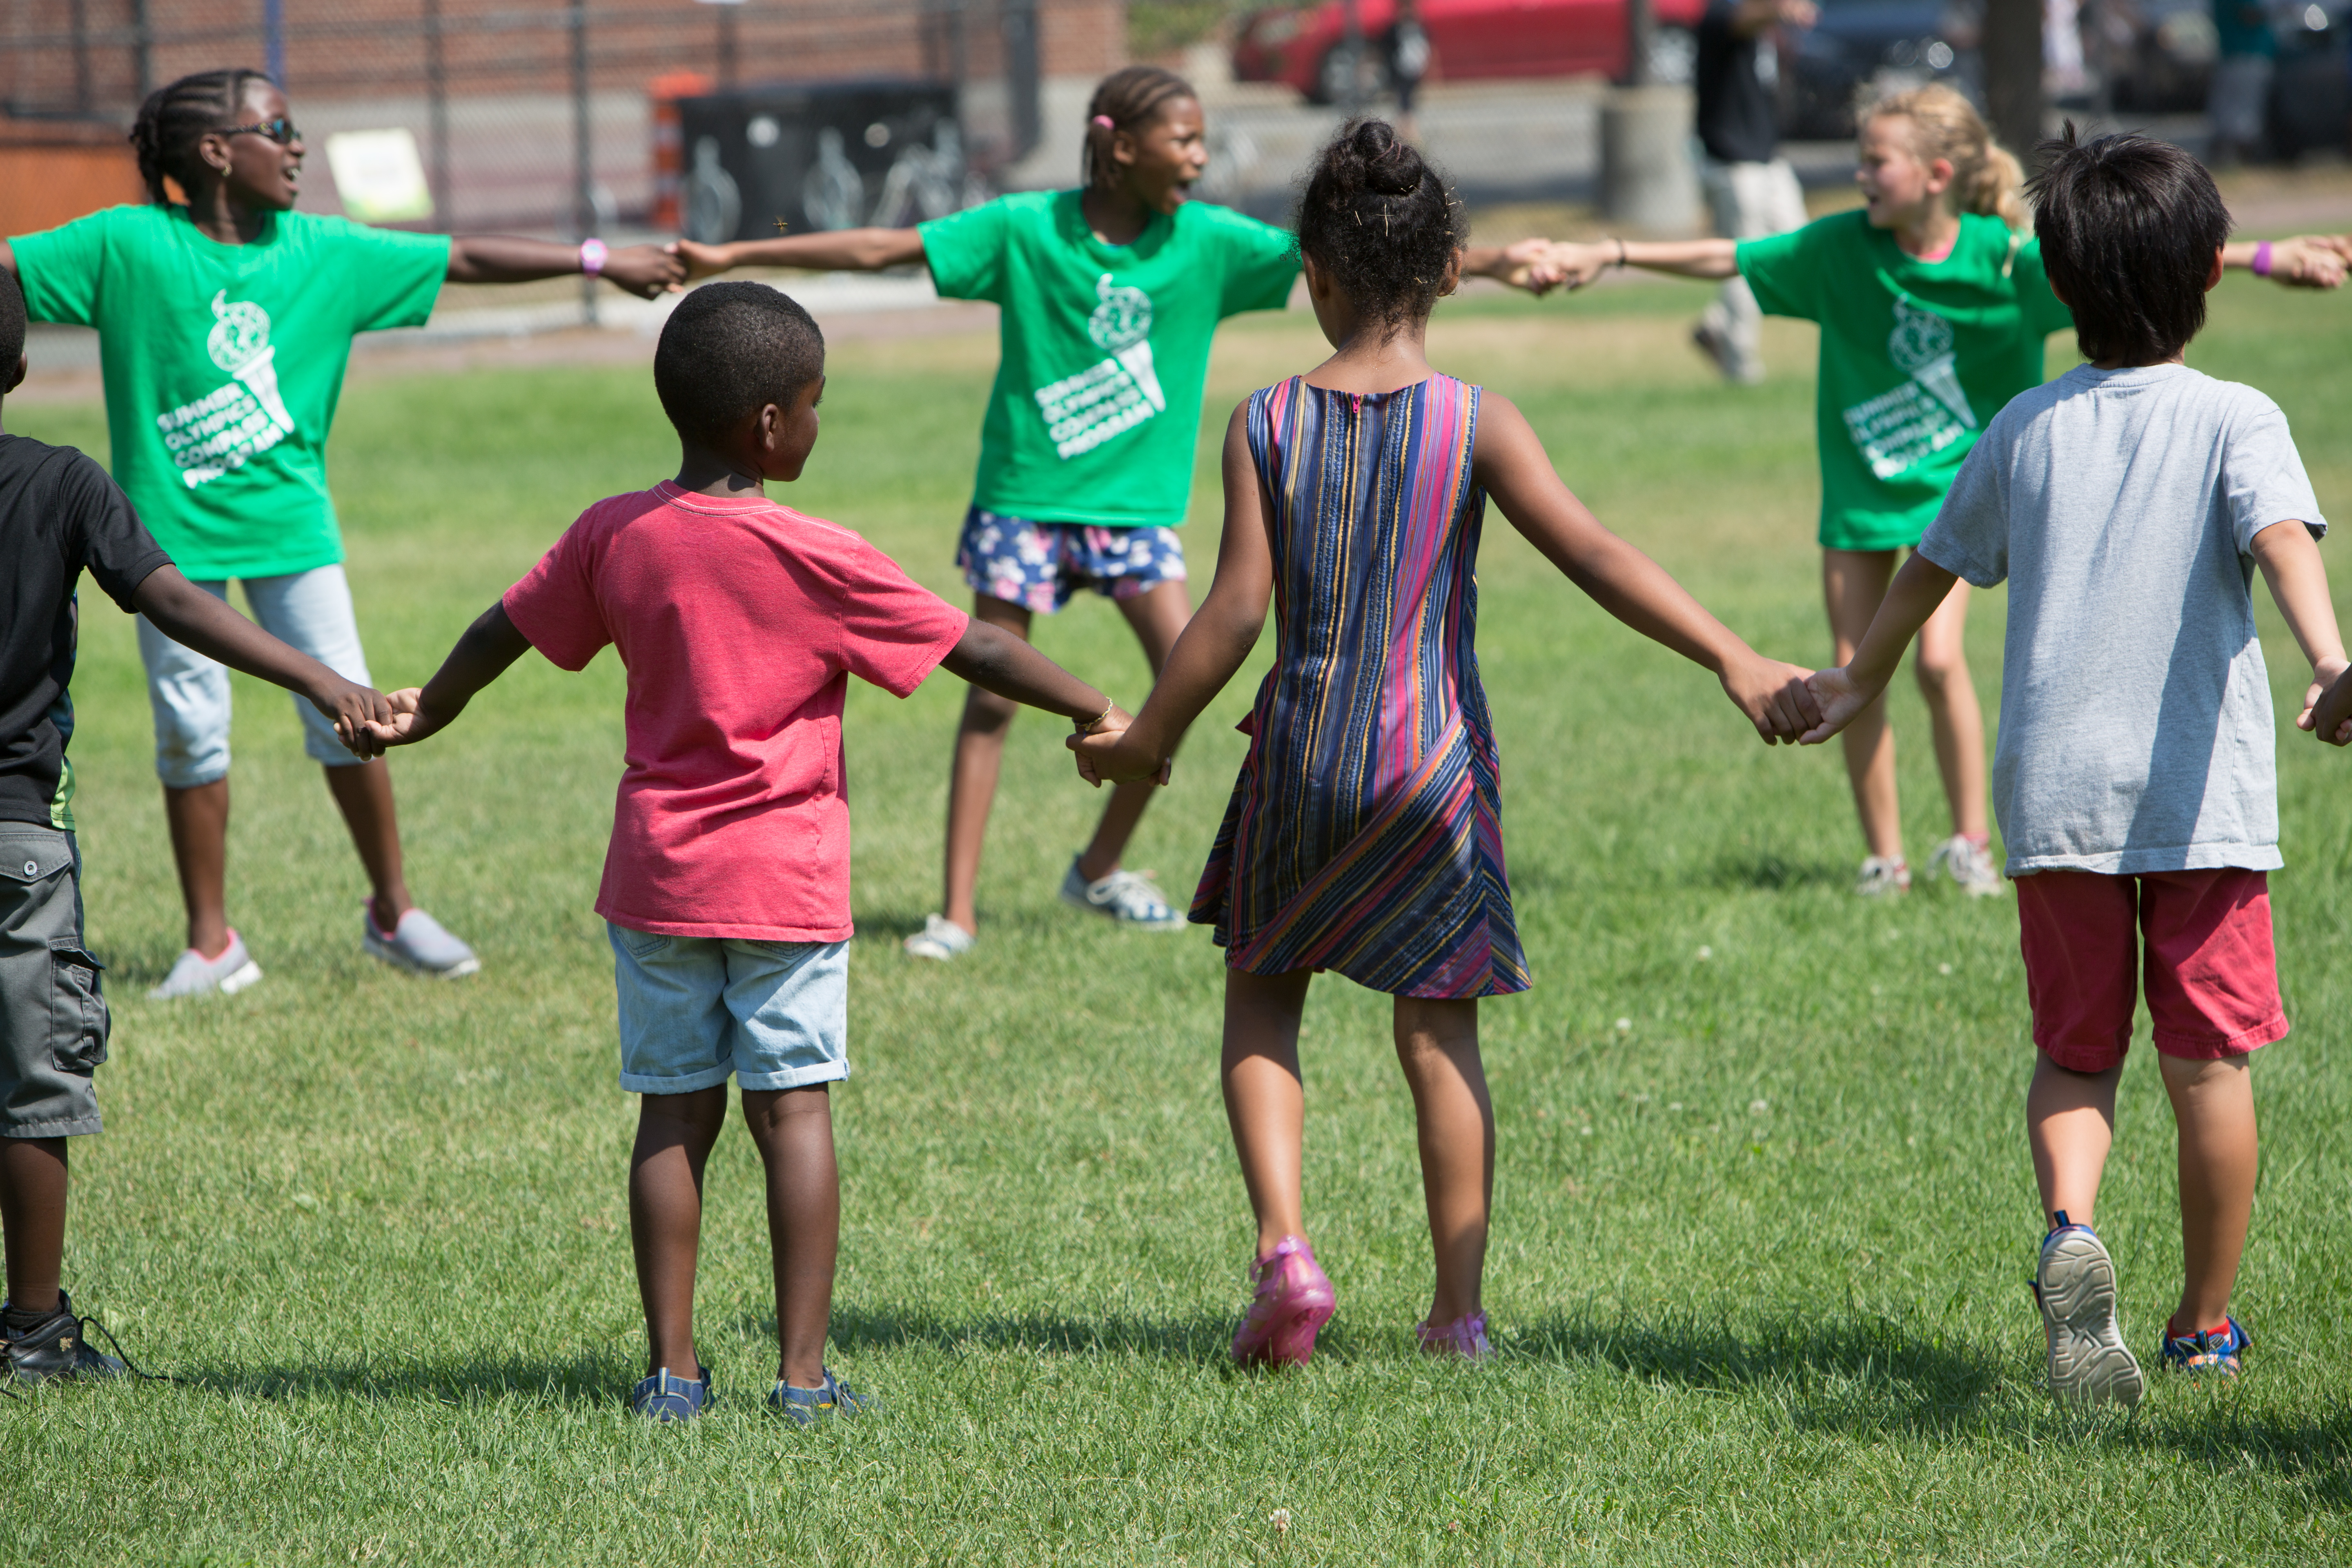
top-left (0, 68), bottom-right (684, 999)
top-left (1385, 0), bottom-right (1433, 144)
top-left (1691, 0), bottom-right (1817, 384)
top-left (1073, 123), bottom-right (1817, 1369)
top-left (673, 66), bottom-right (1558, 962)
top-left (2209, 0), bottom-right (2277, 165)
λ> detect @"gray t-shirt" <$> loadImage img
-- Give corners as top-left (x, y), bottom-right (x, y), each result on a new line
top-left (1920, 363), bottom-right (2325, 876)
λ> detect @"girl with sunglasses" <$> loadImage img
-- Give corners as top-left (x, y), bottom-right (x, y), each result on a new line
top-left (0, 68), bottom-right (686, 998)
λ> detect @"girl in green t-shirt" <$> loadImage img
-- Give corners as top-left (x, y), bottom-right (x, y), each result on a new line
top-left (675, 66), bottom-right (1560, 959)
top-left (1539, 85), bottom-right (2347, 898)
top-left (0, 68), bottom-right (686, 998)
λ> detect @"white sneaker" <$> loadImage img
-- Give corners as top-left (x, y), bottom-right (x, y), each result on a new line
top-left (1855, 855), bottom-right (1911, 896)
top-left (148, 930), bottom-right (263, 1000)
top-left (903, 913), bottom-right (974, 962)
top-left (363, 905), bottom-right (481, 979)
top-left (2035, 1217), bottom-right (2144, 1408)
top-left (1927, 834), bottom-right (2005, 896)
top-left (1059, 858), bottom-right (1185, 929)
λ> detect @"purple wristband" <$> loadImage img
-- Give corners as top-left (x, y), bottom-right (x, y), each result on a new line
top-left (2253, 240), bottom-right (2273, 277)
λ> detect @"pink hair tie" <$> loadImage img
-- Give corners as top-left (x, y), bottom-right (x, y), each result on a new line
top-left (1091, 115), bottom-right (1115, 130)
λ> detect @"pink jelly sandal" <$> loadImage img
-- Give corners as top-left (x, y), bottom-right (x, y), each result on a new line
top-left (1230, 1236), bottom-right (1337, 1368)
top-left (1415, 1310), bottom-right (1492, 1360)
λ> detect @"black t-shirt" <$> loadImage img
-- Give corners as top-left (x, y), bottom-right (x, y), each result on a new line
top-left (1696, 0), bottom-right (1782, 164)
top-left (0, 433), bottom-right (171, 829)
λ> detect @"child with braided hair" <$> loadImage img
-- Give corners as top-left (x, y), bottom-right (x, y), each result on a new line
top-left (0, 68), bottom-right (685, 997)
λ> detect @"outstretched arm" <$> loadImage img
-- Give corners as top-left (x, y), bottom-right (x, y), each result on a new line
top-left (1799, 552), bottom-right (1959, 742)
top-left (1473, 393), bottom-right (1817, 741)
top-left (2248, 519), bottom-right (2352, 741)
top-left (940, 621), bottom-right (1120, 730)
top-left (445, 235), bottom-right (684, 299)
top-left (2223, 236), bottom-right (2351, 290)
top-left (1535, 236), bottom-right (1742, 291)
top-left (1070, 407), bottom-right (1274, 785)
top-left (351, 600), bottom-right (533, 757)
top-left (133, 566), bottom-right (389, 748)
top-left (670, 229), bottom-right (929, 281)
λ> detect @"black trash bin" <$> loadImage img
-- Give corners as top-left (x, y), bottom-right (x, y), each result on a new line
top-left (677, 79), bottom-right (970, 244)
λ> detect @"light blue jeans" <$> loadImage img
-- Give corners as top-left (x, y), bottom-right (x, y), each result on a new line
top-left (137, 564), bottom-right (372, 786)
top-left (608, 924), bottom-right (851, 1096)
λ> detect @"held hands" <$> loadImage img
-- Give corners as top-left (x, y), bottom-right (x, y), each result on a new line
top-left (2296, 656), bottom-right (2352, 744)
top-left (346, 687), bottom-right (432, 761)
top-left (666, 239), bottom-right (735, 281)
top-left (1719, 651), bottom-right (1825, 744)
top-left (1497, 237), bottom-right (1567, 296)
top-left (1066, 707), bottom-right (1171, 788)
top-left (311, 676), bottom-right (396, 760)
top-left (2265, 236), bottom-right (2352, 290)
top-left (1536, 241), bottom-right (1615, 292)
top-left (1795, 666), bottom-right (1880, 745)
top-left (600, 245), bottom-right (691, 299)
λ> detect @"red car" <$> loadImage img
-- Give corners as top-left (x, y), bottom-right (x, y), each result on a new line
top-left (1234, 0), bottom-right (1706, 102)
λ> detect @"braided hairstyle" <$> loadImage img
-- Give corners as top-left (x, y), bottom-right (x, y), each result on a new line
top-left (1080, 65), bottom-right (1196, 189)
top-left (1295, 120), bottom-right (1465, 335)
top-left (130, 68), bottom-right (275, 205)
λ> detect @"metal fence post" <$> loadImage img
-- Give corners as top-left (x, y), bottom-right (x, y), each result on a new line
top-left (265, 0), bottom-right (286, 84)
top-left (425, 0), bottom-right (449, 222)
top-left (572, 0), bottom-right (597, 327)
top-left (131, 0), bottom-right (152, 99)
top-left (1004, 0), bottom-right (1040, 164)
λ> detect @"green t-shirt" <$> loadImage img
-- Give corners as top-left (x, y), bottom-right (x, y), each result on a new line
top-left (10, 205), bottom-right (450, 579)
top-left (919, 192), bottom-right (1299, 528)
top-left (1738, 209), bottom-right (2075, 551)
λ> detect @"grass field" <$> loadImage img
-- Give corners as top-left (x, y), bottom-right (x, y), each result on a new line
top-left (7, 270), bottom-right (2352, 1565)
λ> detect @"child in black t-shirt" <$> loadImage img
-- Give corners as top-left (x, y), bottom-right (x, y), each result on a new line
top-left (0, 270), bottom-right (388, 1385)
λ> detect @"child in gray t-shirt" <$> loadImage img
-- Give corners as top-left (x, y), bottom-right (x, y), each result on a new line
top-left (1800, 129), bottom-right (2348, 1409)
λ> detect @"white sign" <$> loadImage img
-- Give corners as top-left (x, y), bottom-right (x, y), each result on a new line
top-left (324, 128), bottom-right (434, 223)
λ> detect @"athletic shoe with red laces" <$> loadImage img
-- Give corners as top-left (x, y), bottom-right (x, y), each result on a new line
top-left (2158, 1316), bottom-right (2251, 1379)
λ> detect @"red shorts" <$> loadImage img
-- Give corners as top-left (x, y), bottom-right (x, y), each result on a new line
top-left (2015, 867), bottom-right (2286, 1073)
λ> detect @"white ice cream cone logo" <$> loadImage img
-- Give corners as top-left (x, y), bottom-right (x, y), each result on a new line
top-left (1887, 298), bottom-right (1973, 430)
top-left (1086, 273), bottom-right (1152, 352)
top-left (205, 290), bottom-right (295, 437)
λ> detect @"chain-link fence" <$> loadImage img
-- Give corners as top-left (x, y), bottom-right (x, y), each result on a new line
top-left (2, 0), bottom-right (1045, 234)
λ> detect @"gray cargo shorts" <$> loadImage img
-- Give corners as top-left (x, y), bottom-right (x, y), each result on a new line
top-left (0, 823), bottom-right (107, 1138)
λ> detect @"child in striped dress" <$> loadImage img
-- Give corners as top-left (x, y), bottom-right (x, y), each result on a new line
top-left (1072, 121), bottom-right (1819, 1365)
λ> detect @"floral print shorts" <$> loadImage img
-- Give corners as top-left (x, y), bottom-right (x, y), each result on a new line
top-left (955, 508), bottom-right (1187, 614)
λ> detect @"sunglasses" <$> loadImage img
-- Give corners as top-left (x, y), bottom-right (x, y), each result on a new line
top-left (218, 117), bottom-right (300, 145)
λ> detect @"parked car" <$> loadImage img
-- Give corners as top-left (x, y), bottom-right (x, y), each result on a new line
top-left (1778, 0), bottom-right (1983, 138)
top-left (1233, 0), bottom-right (1708, 103)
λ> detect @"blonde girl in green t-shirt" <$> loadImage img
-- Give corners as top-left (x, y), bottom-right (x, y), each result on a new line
top-left (1538, 86), bottom-right (2346, 898)
top-left (674, 66), bottom-right (1561, 958)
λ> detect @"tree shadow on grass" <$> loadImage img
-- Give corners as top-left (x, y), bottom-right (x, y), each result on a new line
top-left (1522, 1307), bottom-right (2352, 1503)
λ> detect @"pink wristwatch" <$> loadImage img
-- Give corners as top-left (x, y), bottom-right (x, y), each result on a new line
top-left (579, 237), bottom-right (609, 277)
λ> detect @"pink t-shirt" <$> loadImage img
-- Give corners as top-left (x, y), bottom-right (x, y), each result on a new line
top-left (503, 482), bottom-right (969, 942)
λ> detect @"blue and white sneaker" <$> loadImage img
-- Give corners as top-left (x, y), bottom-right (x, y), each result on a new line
top-left (629, 1364), bottom-right (714, 1422)
top-left (2032, 1212), bottom-right (2143, 1408)
top-left (363, 904), bottom-right (481, 979)
top-left (2159, 1316), bottom-right (2252, 1380)
top-left (148, 929), bottom-right (263, 1000)
top-left (766, 1367), bottom-right (875, 1427)
top-left (1059, 858), bottom-right (1184, 929)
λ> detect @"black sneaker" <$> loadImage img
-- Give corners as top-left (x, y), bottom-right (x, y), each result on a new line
top-left (3, 1290), bottom-right (129, 1385)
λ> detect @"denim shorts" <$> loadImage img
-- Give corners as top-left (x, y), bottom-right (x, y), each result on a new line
top-left (955, 507), bottom-right (1186, 614)
top-left (608, 924), bottom-right (850, 1095)
top-left (0, 824), bottom-right (106, 1138)
top-left (138, 564), bottom-right (372, 788)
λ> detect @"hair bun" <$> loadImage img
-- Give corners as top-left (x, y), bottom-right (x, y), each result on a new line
top-left (1350, 120), bottom-right (1424, 195)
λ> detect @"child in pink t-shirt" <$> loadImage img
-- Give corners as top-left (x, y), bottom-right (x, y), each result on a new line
top-left (357, 283), bottom-right (1128, 1423)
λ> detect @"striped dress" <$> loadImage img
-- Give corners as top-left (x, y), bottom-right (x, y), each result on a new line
top-left (1190, 373), bottom-right (1528, 999)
